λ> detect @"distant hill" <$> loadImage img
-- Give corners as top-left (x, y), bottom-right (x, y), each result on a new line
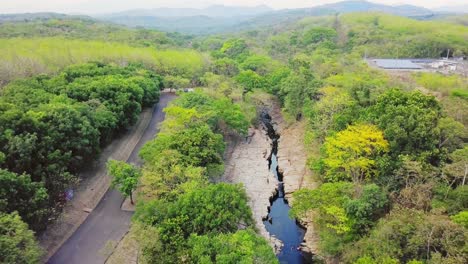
top-left (433, 5), bottom-right (468, 14)
top-left (94, 1), bottom-right (437, 35)
top-left (102, 5), bottom-right (273, 18)
top-left (0, 12), bottom-right (79, 23)
top-left (316, 1), bottom-right (433, 17)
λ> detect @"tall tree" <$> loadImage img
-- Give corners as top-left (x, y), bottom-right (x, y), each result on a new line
top-left (107, 160), bottom-right (141, 204)
top-left (322, 124), bottom-right (389, 183)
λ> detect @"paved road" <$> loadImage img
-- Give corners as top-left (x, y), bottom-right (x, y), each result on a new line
top-left (48, 93), bottom-right (177, 264)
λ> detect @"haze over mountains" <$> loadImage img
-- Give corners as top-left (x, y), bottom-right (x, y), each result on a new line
top-left (1, 1), bottom-right (466, 34)
top-left (93, 1), bottom-right (441, 34)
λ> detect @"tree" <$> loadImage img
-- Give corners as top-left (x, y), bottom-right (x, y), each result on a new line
top-left (279, 70), bottom-right (320, 120)
top-left (133, 184), bottom-right (254, 262)
top-left (212, 58), bottom-right (239, 77)
top-left (139, 149), bottom-right (206, 201)
top-left (139, 183), bottom-right (253, 235)
top-left (303, 27), bottom-right (337, 46)
top-left (210, 98), bottom-right (249, 135)
top-left (240, 55), bottom-right (275, 75)
top-left (345, 184), bottom-right (388, 233)
top-left (189, 229), bottom-right (278, 263)
top-left (106, 160), bottom-right (141, 204)
top-left (343, 208), bottom-right (468, 263)
top-left (219, 38), bottom-right (249, 59)
top-left (437, 117), bottom-right (465, 152)
top-left (451, 211), bottom-right (468, 229)
top-left (235, 70), bottom-right (266, 93)
top-left (305, 86), bottom-right (355, 142)
top-left (163, 75), bottom-right (190, 89)
top-left (369, 89), bottom-right (443, 164)
top-left (0, 170), bottom-right (49, 231)
top-left (444, 146), bottom-right (468, 187)
top-left (0, 212), bottom-right (42, 264)
top-left (322, 124), bottom-right (389, 183)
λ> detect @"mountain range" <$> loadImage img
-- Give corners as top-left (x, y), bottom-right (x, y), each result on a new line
top-left (1, 1), bottom-right (466, 35)
top-left (94, 1), bottom-right (439, 34)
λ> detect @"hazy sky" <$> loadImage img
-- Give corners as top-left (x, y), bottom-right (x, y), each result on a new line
top-left (1, 0), bottom-right (466, 14)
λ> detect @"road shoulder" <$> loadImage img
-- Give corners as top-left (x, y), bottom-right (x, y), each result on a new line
top-left (39, 109), bottom-right (153, 262)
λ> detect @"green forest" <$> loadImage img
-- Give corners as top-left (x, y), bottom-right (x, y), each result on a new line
top-left (0, 6), bottom-right (467, 264)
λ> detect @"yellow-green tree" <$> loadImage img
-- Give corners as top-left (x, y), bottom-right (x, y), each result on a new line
top-left (322, 124), bottom-right (389, 183)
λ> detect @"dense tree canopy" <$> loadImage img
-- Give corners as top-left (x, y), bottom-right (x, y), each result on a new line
top-left (0, 212), bottom-right (42, 264)
top-left (0, 62), bottom-right (161, 231)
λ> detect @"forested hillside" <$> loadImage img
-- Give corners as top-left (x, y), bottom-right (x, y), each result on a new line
top-left (0, 16), bottom-right (209, 263)
top-left (0, 5), bottom-right (467, 264)
top-left (190, 11), bottom-right (467, 263)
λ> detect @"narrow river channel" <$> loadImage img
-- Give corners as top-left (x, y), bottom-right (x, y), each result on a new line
top-left (261, 112), bottom-right (311, 264)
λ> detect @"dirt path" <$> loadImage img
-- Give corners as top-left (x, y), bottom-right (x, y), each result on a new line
top-left (42, 93), bottom-right (176, 264)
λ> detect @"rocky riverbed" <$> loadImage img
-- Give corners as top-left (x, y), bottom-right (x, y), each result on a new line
top-left (223, 127), bottom-right (282, 250)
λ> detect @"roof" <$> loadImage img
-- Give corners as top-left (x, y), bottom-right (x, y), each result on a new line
top-left (373, 59), bottom-right (423, 69)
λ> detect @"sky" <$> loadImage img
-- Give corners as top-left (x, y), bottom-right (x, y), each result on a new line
top-left (1, 0), bottom-right (466, 14)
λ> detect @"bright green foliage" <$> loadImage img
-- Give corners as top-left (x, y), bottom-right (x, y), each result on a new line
top-left (291, 182), bottom-right (388, 255)
top-left (240, 55), bottom-right (278, 75)
top-left (0, 62), bottom-right (160, 224)
top-left (323, 205), bottom-right (352, 234)
top-left (174, 92), bottom-right (249, 135)
top-left (235, 70), bottom-right (267, 93)
top-left (345, 184), bottom-right (388, 233)
top-left (134, 184), bottom-right (254, 262)
top-left (210, 98), bottom-right (250, 135)
top-left (212, 58), bottom-right (239, 77)
top-left (305, 86), bottom-right (355, 141)
top-left (325, 70), bottom-right (388, 108)
top-left (189, 229), bottom-right (278, 264)
top-left (0, 17), bottom-right (174, 47)
top-left (291, 182), bottom-right (354, 219)
top-left (163, 75), bottom-right (191, 89)
top-left (322, 124), bottom-right (389, 183)
top-left (140, 149), bottom-right (206, 201)
top-left (0, 170), bottom-right (49, 232)
top-left (219, 38), bottom-right (249, 60)
top-left (291, 182), bottom-right (355, 254)
top-left (161, 106), bottom-right (205, 133)
top-left (279, 70), bottom-right (320, 119)
top-left (141, 125), bottom-right (225, 168)
top-left (0, 38), bottom-right (206, 84)
top-left (343, 208), bottom-right (468, 263)
top-left (302, 27), bottom-right (337, 45)
top-left (414, 72), bottom-right (468, 98)
top-left (342, 13), bottom-right (468, 58)
top-left (107, 160), bottom-right (141, 204)
top-left (369, 89), bottom-right (443, 163)
top-left (0, 212), bottom-right (42, 264)
top-left (133, 89), bottom-right (265, 263)
top-left (451, 211), bottom-right (468, 228)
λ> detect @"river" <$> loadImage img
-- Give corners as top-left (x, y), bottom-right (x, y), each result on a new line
top-left (261, 112), bottom-right (312, 264)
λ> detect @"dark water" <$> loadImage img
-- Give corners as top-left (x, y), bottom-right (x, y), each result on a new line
top-left (261, 112), bottom-right (311, 264)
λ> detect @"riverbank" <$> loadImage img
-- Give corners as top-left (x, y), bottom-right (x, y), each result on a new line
top-left (223, 127), bottom-right (282, 250)
top-left (266, 99), bottom-right (321, 257)
top-left (277, 121), bottom-right (320, 256)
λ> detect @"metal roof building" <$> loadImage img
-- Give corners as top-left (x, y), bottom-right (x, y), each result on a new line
top-left (373, 59), bottom-right (423, 69)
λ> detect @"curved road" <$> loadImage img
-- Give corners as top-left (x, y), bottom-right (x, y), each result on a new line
top-left (48, 93), bottom-right (177, 264)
